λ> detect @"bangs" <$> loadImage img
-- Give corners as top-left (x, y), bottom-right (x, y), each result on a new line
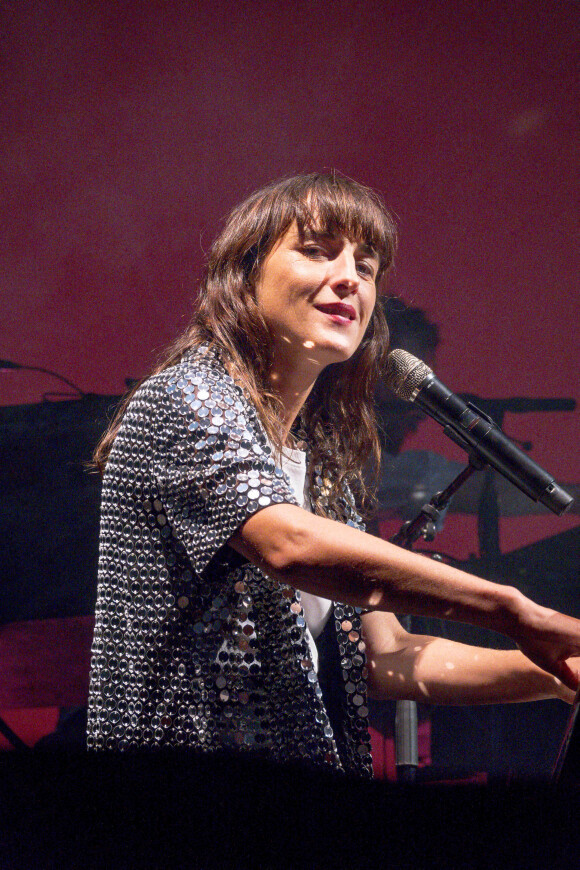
top-left (258, 173), bottom-right (397, 281)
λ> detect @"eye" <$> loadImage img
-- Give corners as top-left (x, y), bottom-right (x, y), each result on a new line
top-left (302, 244), bottom-right (325, 258)
top-left (356, 261), bottom-right (376, 279)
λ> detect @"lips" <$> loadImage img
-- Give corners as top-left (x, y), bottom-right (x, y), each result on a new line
top-left (314, 302), bottom-right (357, 321)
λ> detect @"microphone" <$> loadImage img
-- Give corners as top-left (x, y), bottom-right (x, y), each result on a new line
top-left (385, 350), bottom-right (574, 516)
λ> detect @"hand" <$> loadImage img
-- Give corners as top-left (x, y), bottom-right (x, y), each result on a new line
top-left (548, 659), bottom-right (580, 704)
top-left (550, 672), bottom-right (580, 704)
top-left (513, 602), bottom-right (580, 694)
top-left (539, 658), bottom-right (580, 704)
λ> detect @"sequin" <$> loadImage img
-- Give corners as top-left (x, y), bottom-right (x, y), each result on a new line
top-left (87, 344), bottom-right (372, 777)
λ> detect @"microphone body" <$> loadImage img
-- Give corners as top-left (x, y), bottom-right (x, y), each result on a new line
top-left (385, 351), bottom-right (573, 516)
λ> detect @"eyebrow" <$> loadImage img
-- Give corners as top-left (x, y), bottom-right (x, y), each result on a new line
top-left (302, 228), bottom-right (380, 261)
top-left (358, 242), bottom-right (380, 261)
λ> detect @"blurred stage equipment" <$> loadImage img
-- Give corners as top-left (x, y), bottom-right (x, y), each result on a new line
top-left (0, 392), bottom-right (118, 748)
top-left (0, 394), bottom-right (117, 624)
top-left (0, 358), bottom-right (85, 399)
top-left (426, 526), bottom-right (579, 778)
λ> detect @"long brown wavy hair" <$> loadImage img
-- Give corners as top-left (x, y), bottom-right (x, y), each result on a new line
top-left (94, 172), bottom-right (397, 519)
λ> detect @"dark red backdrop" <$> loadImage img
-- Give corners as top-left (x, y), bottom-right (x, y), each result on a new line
top-left (3, 0), bottom-right (578, 556)
top-left (1, 0), bottom-right (578, 751)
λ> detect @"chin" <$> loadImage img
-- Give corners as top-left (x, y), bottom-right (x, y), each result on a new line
top-left (316, 342), bottom-right (359, 367)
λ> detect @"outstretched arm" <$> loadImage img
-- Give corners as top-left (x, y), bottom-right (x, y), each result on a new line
top-left (361, 611), bottom-right (577, 704)
top-left (229, 502), bottom-right (580, 691)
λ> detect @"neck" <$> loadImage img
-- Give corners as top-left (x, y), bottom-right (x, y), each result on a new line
top-left (268, 349), bottom-right (323, 443)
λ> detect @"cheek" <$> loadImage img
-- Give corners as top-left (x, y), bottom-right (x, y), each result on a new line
top-left (361, 290), bottom-right (377, 331)
top-left (254, 278), bottom-right (300, 333)
top-left (254, 274), bottom-right (283, 319)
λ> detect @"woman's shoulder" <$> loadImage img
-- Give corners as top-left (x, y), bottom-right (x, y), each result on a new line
top-left (124, 344), bottom-right (257, 438)
top-left (135, 345), bottom-right (242, 404)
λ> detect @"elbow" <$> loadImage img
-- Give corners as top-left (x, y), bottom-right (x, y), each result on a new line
top-left (234, 503), bottom-right (317, 575)
top-left (260, 513), bottom-right (314, 574)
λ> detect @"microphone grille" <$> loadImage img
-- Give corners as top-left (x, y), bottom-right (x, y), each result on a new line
top-left (385, 349), bottom-right (433, 401)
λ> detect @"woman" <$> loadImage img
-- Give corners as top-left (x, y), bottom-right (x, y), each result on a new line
top-left (88, 172), bottom-right (579, 778)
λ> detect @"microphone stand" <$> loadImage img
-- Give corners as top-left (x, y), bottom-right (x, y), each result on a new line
top-left (385, 375), bottom-right (576, 782)
top-left (390, 449), bottom-right (486, 784)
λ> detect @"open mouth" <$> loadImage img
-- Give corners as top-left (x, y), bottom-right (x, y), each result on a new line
top-left (314, 303), bottom-right (357, 321)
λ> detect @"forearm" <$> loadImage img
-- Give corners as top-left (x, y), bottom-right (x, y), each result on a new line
top-left (366, 634), bottom-right (568, 705)
top-left (232, 503), bottom-right (524, 635)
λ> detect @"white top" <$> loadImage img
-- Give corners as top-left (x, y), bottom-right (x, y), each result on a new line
top-left (276, 444), bottom-right (333, 672)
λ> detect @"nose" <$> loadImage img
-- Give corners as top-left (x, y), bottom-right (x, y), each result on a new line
top-left (328, 249), bottom-right (359, 297)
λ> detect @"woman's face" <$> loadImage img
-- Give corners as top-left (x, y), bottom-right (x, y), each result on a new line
top-left (254, 222), bottom-right (379, 371)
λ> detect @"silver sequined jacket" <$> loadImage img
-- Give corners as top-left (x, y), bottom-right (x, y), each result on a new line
top-left (87, 344), bottom-right (373, 777)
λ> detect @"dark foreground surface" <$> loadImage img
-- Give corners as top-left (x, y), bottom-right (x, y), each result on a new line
top-left (1, 750), bottom-right (579, 869)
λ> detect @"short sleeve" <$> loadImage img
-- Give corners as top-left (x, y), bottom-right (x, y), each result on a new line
top-left (149, 359), bottom-right (300, 576)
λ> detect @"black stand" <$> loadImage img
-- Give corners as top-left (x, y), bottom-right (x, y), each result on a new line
top-left (391, 454), bottom-right (486, 783)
